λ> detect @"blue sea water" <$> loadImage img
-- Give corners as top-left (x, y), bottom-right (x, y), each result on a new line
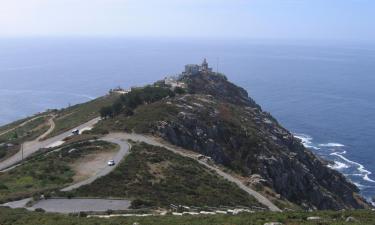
top-left (0, 38), bottom-right (375, 203)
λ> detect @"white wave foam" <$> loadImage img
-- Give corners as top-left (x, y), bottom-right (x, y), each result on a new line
top-left (330, 151), bottom-right (375, 183)
top-left (319, 143), bottom-right (345, 147)
top-left (293, 133), bottom-right (320, 150)
top-left (353, 182), bottom-right (367, 189)
top-left (364, 174), bottom-right (375, 183)
top-left (328, 161), bottom-right (349, 170)
top-left (294, 132), bottom-right (375, 193)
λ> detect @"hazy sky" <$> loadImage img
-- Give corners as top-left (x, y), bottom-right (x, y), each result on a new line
top-left (0, 0), bottom-right (374, 41)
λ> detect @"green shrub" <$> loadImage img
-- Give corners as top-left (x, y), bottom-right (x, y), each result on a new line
top-left (34, 208), bottom-right (45, 213)
top-left (100, 86), bottom-right (175, 119)
top-left (68, 143), bottom-right (261, 208)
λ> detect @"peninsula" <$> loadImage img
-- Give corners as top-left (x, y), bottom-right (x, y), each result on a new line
top-left (0, 60), bottom-right (373, 225)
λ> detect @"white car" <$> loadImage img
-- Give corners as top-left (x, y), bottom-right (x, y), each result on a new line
top-left (107, 160), bottom-right (115, 166)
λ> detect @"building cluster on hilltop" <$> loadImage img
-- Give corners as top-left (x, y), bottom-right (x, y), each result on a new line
top-left (183, 58), bottom-right (213, 75)
top-left (109, 86), bottom-right (130, 95)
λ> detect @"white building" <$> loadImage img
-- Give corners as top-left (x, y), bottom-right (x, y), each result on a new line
top-left (183, 58), bottom-right (213, 75)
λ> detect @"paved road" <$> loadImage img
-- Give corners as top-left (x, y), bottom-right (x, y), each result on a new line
top-left (1, 133), bottom-right (132, 213)
top-left (1, 198), bottom-right (32, 208)
top-left (111, 133), bottom-right (282, 212)
top-left (0, 117), bottom-right (100, 171)
top-left (2, 198), bottom-right (130, 213)
top-left (1, 128), bottom-right (280, 212)
top-left (31, 198), bottom-right (131, 213)
top-left (61, 133), bottom-right (131, 191)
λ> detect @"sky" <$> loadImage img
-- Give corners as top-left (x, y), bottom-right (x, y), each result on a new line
top-left (0, 0), bottom-right (374, 41)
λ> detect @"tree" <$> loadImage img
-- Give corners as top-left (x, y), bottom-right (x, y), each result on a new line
top-left (112, 101), bottom-right (123, 115)
top-left (100, 106), bottom-right (113, 119)
top-left (174, 87), bottom-right (186, 95)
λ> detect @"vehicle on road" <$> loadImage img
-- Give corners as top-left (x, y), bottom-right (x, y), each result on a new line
top-left (72, 129), bottom-right (79, 135)
top-left (107, 160), bottom-right (115, 166)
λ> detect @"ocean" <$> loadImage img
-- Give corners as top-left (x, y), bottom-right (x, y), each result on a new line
top-left (1, 38), bottom-right (375, 203)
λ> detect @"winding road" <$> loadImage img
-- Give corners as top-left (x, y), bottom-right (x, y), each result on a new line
top-left (61, 134), bottom-right (131, 191)
top-left (0, 117), bottom-right (100, 171)
top-left (0, 119), bottom-right (280, 212)
top-left (107, 133), bottom-right (281, 212)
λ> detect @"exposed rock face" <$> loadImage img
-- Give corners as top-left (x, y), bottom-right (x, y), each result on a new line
top-left (148, 72), bottom-right (369, 210)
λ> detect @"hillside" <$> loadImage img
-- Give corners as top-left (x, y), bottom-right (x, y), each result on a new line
top-left (65, 142), bottom-right (263, 209)
top-left (94, 71), bottom-right (370, 210)
top-left (0, 140), bottom-right (117, 203)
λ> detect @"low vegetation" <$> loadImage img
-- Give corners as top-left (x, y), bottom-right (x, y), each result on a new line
top-left (47, 95), bottom-right (119, 138)
top-left (0, 207), bottom-right (374, 225)
top-left (99, 86), bottom-right (176, 119)
top-left (0, 116), bottom-right (51, 161)
top-left (66, 142), bottom-right (261, 208)
top-left (0, 140), bottom-right (116, 203)
top-left (0, 113), bottom-right (48, 135)
top-left (95, 100), bottom-right (178, 134)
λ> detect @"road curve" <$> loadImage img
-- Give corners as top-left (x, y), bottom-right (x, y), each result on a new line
top-left (0, 117), bottom-right (101, 171)
top-left (0, 125), bottom-right (280, 212)
top-left (61, 134), bottom-right (131, 191)
top-left (108, 133), bottom-right (282, 212)
top-left (37, 116), bottom-right (56, 141)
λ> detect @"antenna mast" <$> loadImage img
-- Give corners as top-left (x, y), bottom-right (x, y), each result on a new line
top-left (216, 57), bottom-right (219, 74)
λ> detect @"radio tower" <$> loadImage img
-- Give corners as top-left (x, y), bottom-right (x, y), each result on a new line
top-left (216, 57), bottom-right (219, 74)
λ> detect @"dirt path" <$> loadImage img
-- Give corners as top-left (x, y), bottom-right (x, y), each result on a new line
top-left (60, 132), bottom-right (280, 211)
top-left (0, 117), bottom-right (100, 171)
top-left (71, 150), bottom-right (118, 182)
top-left (60, 134), bottom-right (130, 192)
top-left (37, 116), bottom-right (56, 141)
top-left (0, 122), bottom-right (280, 212)
top-left (109, 133), bottom-right (282, 212)
top-left (0, 115), bottom-right (47, 137)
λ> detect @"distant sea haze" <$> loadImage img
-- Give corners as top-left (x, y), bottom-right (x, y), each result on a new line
top-left (1, 38), bottom-right (375, 204)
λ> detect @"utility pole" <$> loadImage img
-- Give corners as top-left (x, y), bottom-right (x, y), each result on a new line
top-left (216, 57), bottom-right (219, 74)
top-left (21, 144), bottom-right (23, 161)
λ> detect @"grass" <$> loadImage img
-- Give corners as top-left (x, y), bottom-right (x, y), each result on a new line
top-left (0, 113), bottom-right (48, 134)
top-left (0, 116), bottom-right (51, 161)
top-left (0, 140), bottom-right (117, 203)
top-left (46, 94), bottom-right (119, 138)
top-left (93, 100), bottom-right (178, 134)
top-left (0, 207), bottom-right (375, 225)
top-left (0, 116), bottom-right (50, 143)
top-left (66, 142), bottom-right (261, 208)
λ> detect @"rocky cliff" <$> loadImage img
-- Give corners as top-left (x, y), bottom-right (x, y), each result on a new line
top-left (99, 72), bottom-right (369, 210)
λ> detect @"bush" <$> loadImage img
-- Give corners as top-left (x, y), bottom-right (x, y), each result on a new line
top-left (34, 208), bottom-right (45, 213)
top-left (100, 86), bottom-right (175, 118)
top-left (100, 106), bottom-right (114, 119)
top-left (130, 199), bottom-right (154, 209)
top-left (174, 87), bottom-right (186, 95)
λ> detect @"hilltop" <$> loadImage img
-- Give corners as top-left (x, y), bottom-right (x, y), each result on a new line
top-left (94, 62), bottom-right (369, 210)
top-left (0, 61), bottom-right (372, 224)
